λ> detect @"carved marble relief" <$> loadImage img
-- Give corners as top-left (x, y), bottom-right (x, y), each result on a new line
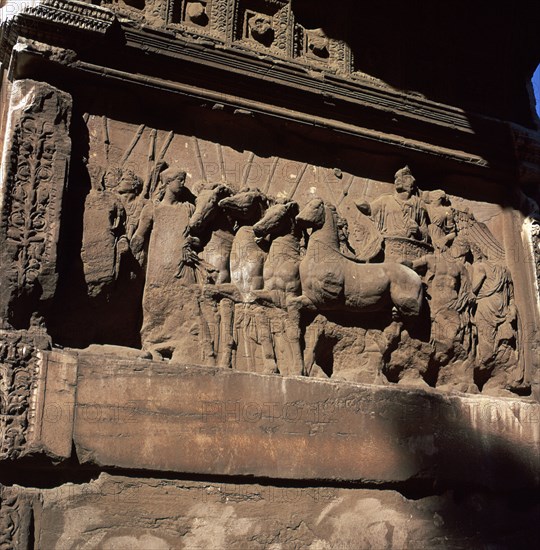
top-left (0, 77), bottom-right (527, 399)
top-left (0, 80), bottom-right (72, 330)
top-left (0, 331), bottom-right (39, 462)
top-left (55, 117), bottom-right (524, 397)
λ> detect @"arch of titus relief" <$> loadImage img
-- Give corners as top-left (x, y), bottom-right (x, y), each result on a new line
top-left (1, 1), bottom-right (539, 547)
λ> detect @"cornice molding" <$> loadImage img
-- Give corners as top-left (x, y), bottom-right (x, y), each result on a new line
top-left (1, 1), bottom-right (534, 179)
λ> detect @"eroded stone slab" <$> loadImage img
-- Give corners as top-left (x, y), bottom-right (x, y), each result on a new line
top-left (27, 350), bottom-right (540, 489)
top-left (2, 474), bottom-right (539, 549)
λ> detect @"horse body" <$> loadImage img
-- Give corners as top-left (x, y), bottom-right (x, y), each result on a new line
top-left (252, 201), bottom-right (302, 308)
top-left (265, 233), bottom-right (302, 295)
top-left (202, 229), bottom-right (234, 284)
top-left (230, 225), bottom-right (266, 295)
top-left (219, 189), bottom-right (270, 299)
top-left (297, 199), bottom-right (423, 317)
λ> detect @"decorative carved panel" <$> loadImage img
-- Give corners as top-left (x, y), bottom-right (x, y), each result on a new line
top-left (0, 331), bottom-right (40, 461)
top-left (0, 80), bottom-right (72, 329)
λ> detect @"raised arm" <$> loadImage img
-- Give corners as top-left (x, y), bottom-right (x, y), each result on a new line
top-left (130, 202), bottom-right (154, 259)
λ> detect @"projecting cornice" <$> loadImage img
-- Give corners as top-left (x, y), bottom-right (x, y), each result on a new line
top-left (2, 0), bottom-right (540, 181)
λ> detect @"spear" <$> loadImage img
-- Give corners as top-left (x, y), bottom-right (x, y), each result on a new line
top-left (158, 131), bottom-right (174, 162)
top-left (102, 116), bottom-right (110, 162)
top-left (264, 157), bottom-right (279, 194)
top-left (242, 152), bottom-right (255, 187)
top-left (337, 174), bottom-right (356, 207)
top-left (217, 142), bottom-right (226, 183)
top-left (121, 124), bottom-right (145, 166)
top-left (193, 136), bottom-right (207, 184)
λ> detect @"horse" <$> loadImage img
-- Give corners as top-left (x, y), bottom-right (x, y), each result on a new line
top-left (188, 183), bottom-right (235, 284)
top-left (198, 188), bottom-right (273, 370)
top-left (295, 198), bottom-right (424, 316)
top-left (186, 183), bottom-right (237, 368)
top-left (280, 198), bottom-right (424, 376)
top-left (250, 200), bottom-right (305, 375)
top-left (252, 200), bottom-right (303, 309)
top-left (218, 188), bottom-right (271, 301)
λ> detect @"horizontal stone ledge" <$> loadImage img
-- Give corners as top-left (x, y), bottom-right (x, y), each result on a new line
top-left (24, 350), bottom-right (540, 489)
top-left (7, 42), bottom-right (514, 179)
top-left (3, 473), bottom-right (539, 549)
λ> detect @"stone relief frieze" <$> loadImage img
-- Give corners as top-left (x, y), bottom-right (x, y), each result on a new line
top-left (0, 86), bottom-right (530, 400)
top-left (49, 117), bottom-right (525, 398)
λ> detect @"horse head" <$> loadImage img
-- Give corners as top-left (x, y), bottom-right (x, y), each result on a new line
top-left (219, 188), bottom-right (271, 226)
top-left (253, 200), bottom-right (299, 239)
top-left (296, 198), bottom-right (338, 230)
top-left (189, 183), bottom-right (233, 234)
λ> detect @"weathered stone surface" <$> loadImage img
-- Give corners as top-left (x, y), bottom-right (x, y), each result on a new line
top-left (1, 7), bottom-right (537, 399)
top-left (0, 486), bottom-right (33, 550)
top-left (30, 347), bottom-right (76, 460)
top-left (0, 79), bottom-right (72, 328)
top-left (2, 474), bottom-right (538, 549)
top-left (25, 350), bottom-right (539, 490)
top-left (1, 1), bottom-right (540, 547)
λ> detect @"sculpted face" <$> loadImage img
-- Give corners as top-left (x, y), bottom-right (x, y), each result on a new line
top-left (450, 234), bottom-right (470, 259)
top-left (103, 168), bottom-right (122, 191)
top-left (165, 172), bottom-right (186, 195)
top-left (117, 171), bottom-right (142, 195)
top-left (429, 190), bottom-right (446, 205)
top-left (397, 175), bottom-right (416, 196)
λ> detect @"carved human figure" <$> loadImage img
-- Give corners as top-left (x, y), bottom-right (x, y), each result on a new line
top-left (413, 233), bottom-right (475, 391)
top-left (471, 244), bottom-right (517, 368)
top-left (252, 200), bottom-right (303, 308)
top-left (336, 215), bottom-right (360, 260)
top-left (251, 200), bottom-right (304, 374)
top-left (200, 188), bottom-right (271, 371)
top-left (131, 167), bottom-right (199, 357)
top-left (424, 189), bottom-right (457, 251)
top-left (188, 183), bottom-right (236, 368)
top-left (81, 167), bottom-right (129, 297)
top-left (188, 183), bottom-right (235, 284)
top-left (356, 166), bottom-right (429, 245)
top-left (115, 168), bottom-right (148, 242)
